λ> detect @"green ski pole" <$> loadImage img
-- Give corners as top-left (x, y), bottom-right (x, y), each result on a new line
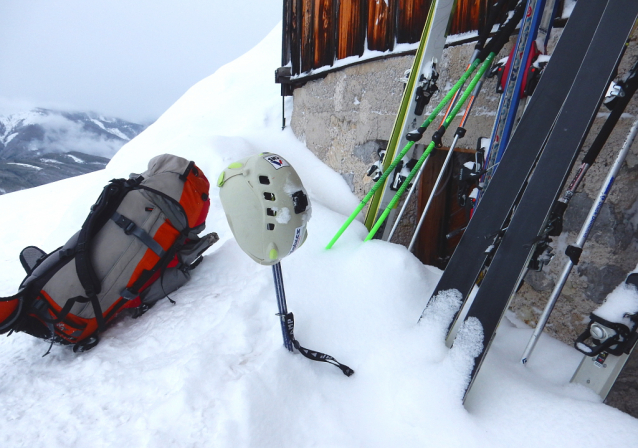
top-left (325, 1), bottom-right (525, 249)
top-left (365, 53), bottom-right (496, 241)
top-left (325, 58), bottom-right (482, 250)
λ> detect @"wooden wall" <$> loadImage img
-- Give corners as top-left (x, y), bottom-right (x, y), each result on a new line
top-left (282, 0), bottom-right (503, 77)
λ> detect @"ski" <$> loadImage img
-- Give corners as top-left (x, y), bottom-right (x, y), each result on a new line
top-left (521, 59), bottom-right (638, 364)
top-left (420, 0), bottom-right (607, 333)
top-left (480, 0), bottom-right (550, 192)
top-left (363, 0), bottom-right (457, 234)
top-left (450, 0), bottom-right (638, 402)
top-left (571, 272), bottom-right (638, 400)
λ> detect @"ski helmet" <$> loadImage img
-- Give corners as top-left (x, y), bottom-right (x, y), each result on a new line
top-left (217, 153), bottom-right (311, 265)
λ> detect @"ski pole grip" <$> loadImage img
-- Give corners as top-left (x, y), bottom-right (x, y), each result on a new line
top-left (479, 1), bottom-right (525, 61)
top-left (475, 0), bottom-right (509, 51)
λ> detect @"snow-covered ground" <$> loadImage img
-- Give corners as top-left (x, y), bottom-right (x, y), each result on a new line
top-left (0, 23), bottom-right (637, 448)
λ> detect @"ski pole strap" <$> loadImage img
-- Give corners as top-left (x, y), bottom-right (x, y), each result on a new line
top-left (284, 312), bottom-right (354, 377)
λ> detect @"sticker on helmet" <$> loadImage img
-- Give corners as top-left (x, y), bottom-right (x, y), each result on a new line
top-left (264, 154), bottom-right (290, 170)
top-left (289, 225), bottom-right (305, 254)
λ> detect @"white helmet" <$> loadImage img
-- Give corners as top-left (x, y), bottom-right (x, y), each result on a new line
top-left (217, 153), bottom-right (311, 265)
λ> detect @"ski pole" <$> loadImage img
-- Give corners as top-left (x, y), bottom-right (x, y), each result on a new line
top-left (325, 1), bottom-right (525, 249)
top-left (366, 53), bottom-right (496, 241)
top-left (364, 0), bottom-right (513, 234)
top-left (406, 73), bottom-right (487, 251)
top-left (272, 262), bottom-right (355, 375)
top-left (521, 118), bottom-right (638, 364)
top-left (325, 58), bottom-right (482, 249)
top-left (546, 57), bottom-right (638, 236)
top-left (431, 0), bottom-right (511, 128)
top-left (387, 68), bottom-right (486, 244)
top-left (521, 57), bottom-right (638, 363)
top-left (386, 51), bottom-right (483, 243)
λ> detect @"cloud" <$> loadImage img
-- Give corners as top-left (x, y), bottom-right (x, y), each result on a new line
top-left (0, 0), bottom-right (283, 122)
top-left (27, 112), bottom-right (128, 159)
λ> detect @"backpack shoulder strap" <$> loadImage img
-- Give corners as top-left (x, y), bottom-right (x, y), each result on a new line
top-left (74, 176), bottom-right (143, 331)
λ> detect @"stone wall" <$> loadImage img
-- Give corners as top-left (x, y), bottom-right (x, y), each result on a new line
top-left (290, 30), bottom-right (638, 414)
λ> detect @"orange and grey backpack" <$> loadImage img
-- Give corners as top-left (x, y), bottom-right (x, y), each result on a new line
top-left (0, 154), bottom-right (218, 353)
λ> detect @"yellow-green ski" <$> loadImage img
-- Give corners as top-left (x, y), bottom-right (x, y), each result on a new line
top-left (363, 0), bottom-right (456, 231)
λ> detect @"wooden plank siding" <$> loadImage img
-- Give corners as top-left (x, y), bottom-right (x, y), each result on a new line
top-left (448, 0), bottom-right (488, 37)
top-left (397, 0), bottom-right (433, 44)
top-left (300, 0), bottom-right (315, 72)
top-left (284, 0), bottom-right (504, 78)
top-left (337, 0), bottom-right (367, 59)
top-left (314, 0), bottom-right (337, 68)
top-left (367, 0), bottom-right (397, 52)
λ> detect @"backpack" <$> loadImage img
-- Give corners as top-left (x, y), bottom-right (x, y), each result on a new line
top-left (0, 154), bottom-right (218, 352)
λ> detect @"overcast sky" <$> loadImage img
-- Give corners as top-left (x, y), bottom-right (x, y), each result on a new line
top-left (0, 0), bottom-right (282, 123)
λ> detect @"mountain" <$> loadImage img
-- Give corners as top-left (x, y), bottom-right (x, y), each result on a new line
top-left (0, 108), bottom-right (146, 194)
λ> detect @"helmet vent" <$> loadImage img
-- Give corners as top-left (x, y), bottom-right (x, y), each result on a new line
top-left (259, 176), bottom-right (270, 185)
top-left (292, 191), bottom-right (308, 214)
top-left (267, 223), bottom-right (275, 231)
top-left (266, 208), bottom-right (277, 217)
top-left (264, 192), bottom-right (276, 201)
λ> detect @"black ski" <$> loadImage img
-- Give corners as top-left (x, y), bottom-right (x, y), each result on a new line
top-left (456, 0), bottom-right (638, 401)
top-left (420, 0), bottom-right (607, 327)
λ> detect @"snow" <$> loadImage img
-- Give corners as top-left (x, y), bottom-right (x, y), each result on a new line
top-left (0, 22), bottom-right (637, 448)
top-left (274, 207), bottom-right (291, 224)
top-left (90, 117), bottom-right (108, 131)
top-left (65, 154), bottom-right (85, 164)
top-left (5, 162), bottom-right (43, 170)
top-left (593, 267), bottom-right (638, 325)
top-left (4, 132), bottom-right (18, 145)
top-left (106, 127), bottom-right (131, 140)
top-left (90, 118), bottom-right (131, 140)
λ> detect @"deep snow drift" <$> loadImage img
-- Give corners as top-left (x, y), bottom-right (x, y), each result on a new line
top-left (0, 24), bottom-right (637, 448)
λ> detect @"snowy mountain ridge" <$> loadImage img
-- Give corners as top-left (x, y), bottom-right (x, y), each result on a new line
top-left (0, 108), bottom-right (146, 194)
top-left (0, 107), bottom-right (145, 159)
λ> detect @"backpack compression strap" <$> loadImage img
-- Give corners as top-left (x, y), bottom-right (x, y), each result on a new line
top-left (110, 212), bottom-right (166, 257)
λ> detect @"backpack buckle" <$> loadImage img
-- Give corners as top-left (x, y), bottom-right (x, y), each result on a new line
top-left (124, 222), bottom-right (136, 235)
